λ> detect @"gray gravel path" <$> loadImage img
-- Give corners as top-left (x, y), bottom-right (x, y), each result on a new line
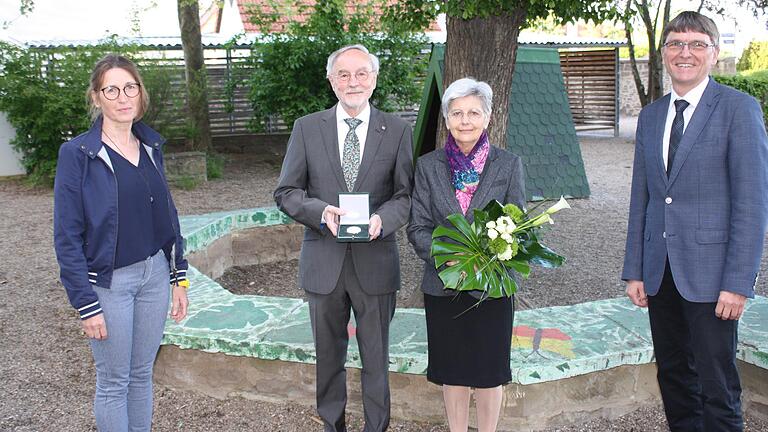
top-left (2, 138), bottom-right (767, 431)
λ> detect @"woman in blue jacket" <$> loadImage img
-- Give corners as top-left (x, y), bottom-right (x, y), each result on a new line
top-left (53, 54), bottom-right (189, 431)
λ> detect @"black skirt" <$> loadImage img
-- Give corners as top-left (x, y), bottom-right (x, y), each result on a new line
top-left (424, 292), bottom-right (514, 388)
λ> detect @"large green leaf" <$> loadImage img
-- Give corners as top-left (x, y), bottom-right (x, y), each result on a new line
top-left (430, 240), bottom-right (473, 256)
top-left (518, 243), bottom-right (565, 268)
top-left (502, 258), bottom-right (531, 278)
top-left (482, 199), bottom-right (504, 220)
top-left (432, 225), bottom-right (472, 245)
top-left (445, 213), bottom-right (481, 249)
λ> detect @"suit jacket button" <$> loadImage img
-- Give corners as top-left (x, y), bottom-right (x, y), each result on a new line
top-left (663, 231), bottom-right (667, 239)
top-left (665, 197), bottom-right (672, 204)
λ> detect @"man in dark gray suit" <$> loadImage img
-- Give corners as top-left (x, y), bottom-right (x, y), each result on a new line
top-left (274, 44), bottom-right (413, 432)
top-left (622, 11), bottom-right (768, 431)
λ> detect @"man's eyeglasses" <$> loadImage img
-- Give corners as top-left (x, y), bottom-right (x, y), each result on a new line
top-left (334, 70), bottom-right (374, 83)
top-left (663, 40), bottom-right (716, 53)
top-left (100, 83), bottom-right (141, 101)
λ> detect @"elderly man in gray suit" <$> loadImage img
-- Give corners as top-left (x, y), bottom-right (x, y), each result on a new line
top-left (622, 11), bottom-right (768, 431)
top-left (274, 44), bottom-right (413, 432)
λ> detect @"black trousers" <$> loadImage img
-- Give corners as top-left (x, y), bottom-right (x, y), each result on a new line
top-left (647, 260), bottom-right (743, 432)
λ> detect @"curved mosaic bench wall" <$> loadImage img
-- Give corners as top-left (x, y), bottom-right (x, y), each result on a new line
top-left (164, 207), bottom-right (768, 382)
top-left (157, 208), bottom-right (768, 428)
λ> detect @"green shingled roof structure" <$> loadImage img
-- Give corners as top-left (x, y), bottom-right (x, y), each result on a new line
top-left (414, 44), bottom-right (590, 201)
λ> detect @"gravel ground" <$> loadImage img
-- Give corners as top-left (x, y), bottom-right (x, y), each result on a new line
top-left (2, 138), bottom-right (768, 431)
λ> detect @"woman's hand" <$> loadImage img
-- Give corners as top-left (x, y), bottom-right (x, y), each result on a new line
top-left (169, 285), bottom-right (189, 323)
top-left (446, 252), bottom-right (465, 267)
top-left (82, 314), bottom-right (108, 340)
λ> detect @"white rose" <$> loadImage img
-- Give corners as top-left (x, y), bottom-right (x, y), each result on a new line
top-left (498, 245), bottom-right (513, 261)
top-left (500, 223), bottom-right (516, 234)
top-left (500, 233), bottom-right (513, 243)
top-left (487, 228), bottom-right (499, 240)
top-left (486, 221), bottom-right (496, 229)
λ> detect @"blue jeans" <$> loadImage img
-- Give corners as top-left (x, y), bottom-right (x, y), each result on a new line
top-left (90, 250), bottom-right (170, 432)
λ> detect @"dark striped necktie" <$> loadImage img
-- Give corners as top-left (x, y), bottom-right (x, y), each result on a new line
top-left (667, 99), bottom-right (689, 176)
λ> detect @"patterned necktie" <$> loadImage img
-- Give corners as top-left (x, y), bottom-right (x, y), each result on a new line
top-left (667, 99), bottom-right (690, 176)
top-left (342, 118), bottom-right (363, 191)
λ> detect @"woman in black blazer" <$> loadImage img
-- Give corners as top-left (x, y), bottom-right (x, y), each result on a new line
top-left (407, 78), bottom-right (526, 432)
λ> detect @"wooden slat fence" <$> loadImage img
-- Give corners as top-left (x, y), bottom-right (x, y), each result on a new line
top-left (136, 46), bottom-right (421, 138)
top-left (559, 49), bottom-right (618, 135)
top-left (137, 48), bottom-right (266, 136)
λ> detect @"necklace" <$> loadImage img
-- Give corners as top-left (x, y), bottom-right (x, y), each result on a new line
top-left (102, 129), bottom-right (155, 204)
top-left (102, 129), bottom-right (137, 164)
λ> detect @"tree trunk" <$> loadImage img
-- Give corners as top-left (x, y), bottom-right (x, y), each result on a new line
top-left (440, 8), bottom-right (527, 149)
top-left (625, 25), bottom-right (648, 107)
top-left (630, 0), bottom-right (670, 107)
top-left (177, 0), bottom-right (212, 152)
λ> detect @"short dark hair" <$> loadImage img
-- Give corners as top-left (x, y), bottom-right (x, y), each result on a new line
top-left (86, 54), bottom-right (149, 121)
top-left (662, 11), bottom-right (720, 46)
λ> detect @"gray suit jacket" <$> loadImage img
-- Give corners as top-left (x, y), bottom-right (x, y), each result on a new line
top-left (622, 79), bottom-right (768, 301)
top-left (274, 104), bottom-right (414, 295)
top-left (407, 145), bottom-right (526, 297)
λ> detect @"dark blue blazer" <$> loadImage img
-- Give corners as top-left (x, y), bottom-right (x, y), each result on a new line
top-left (622, 79), bottom-right (768, 301)
top-left (53, 118), bottom-right (188, 319)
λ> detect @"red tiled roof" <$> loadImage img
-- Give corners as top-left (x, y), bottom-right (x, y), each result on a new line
top-left (238, 0), bottom-right (441, 33)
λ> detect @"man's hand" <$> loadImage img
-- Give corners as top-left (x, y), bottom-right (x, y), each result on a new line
top-left (82, 314), bottom-right (108, 340)
top-left (715, 291), bottom-right (747, 320)
top-left (626, 280), bottom-right (648, 308)
top-left (369, 214), bottom-right (383, 240)
top-left (323, 205), bottom-right (345, 237)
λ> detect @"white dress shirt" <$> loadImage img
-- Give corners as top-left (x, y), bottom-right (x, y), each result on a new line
top-left (663, 77), bottom-right (709, 170)
top-left (335, 103), bottom-right (371, 164)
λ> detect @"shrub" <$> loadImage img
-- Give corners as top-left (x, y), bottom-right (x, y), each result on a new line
top-left (0, 40), bottom-right (177, 184)
top-left (737, 40), bottom-right (768, 72)
top-left (619, 44), bottom-right (650, 59)
top-left (713, 72), bottom-right (768, 124)
top-left (234, 0), bottom-right (428, 132)
top-left (174, 175), bottom-right (200, 190)
top-left (206, 152), bottom-right (225, 179)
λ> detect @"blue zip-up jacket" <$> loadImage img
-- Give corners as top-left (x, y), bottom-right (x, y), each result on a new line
top-left (53, 117), bottom-right (188, 320)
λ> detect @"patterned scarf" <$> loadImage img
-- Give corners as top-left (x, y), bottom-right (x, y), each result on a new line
top-left (445, 130), bottom-right (490, 214)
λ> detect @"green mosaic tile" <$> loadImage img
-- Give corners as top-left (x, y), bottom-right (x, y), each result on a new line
top-left (180, 207), bottom-right (292, 254)
top-left (164, 208), bottom-right (768, 385)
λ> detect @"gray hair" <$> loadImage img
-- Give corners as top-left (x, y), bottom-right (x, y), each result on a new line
top-left (326, 44), bottom-right (380, 77)
top-left (441, 78), bottom-right (493, 120)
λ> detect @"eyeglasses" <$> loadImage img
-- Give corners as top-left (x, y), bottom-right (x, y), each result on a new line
top-left (100, 83), bottom-right (141, 101)
top-left (448, 109), bottom-right (484, 122)
top-left (334, 70), bottom-right (374, 83)
top-left (663, 40), bottom-right (716, 53)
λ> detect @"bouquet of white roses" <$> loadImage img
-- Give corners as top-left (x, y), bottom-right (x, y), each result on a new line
top-left (430, 197), bottom-right (570, 301)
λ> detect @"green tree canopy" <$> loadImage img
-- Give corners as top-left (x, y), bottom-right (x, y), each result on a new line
top-left (237, 0), bottom-right (427, 132)
top-left (384, 1), bottom-right (618, 149)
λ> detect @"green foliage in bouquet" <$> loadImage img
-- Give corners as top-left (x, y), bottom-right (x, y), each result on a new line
top-left (430, 198), bottom-right (569, 300)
